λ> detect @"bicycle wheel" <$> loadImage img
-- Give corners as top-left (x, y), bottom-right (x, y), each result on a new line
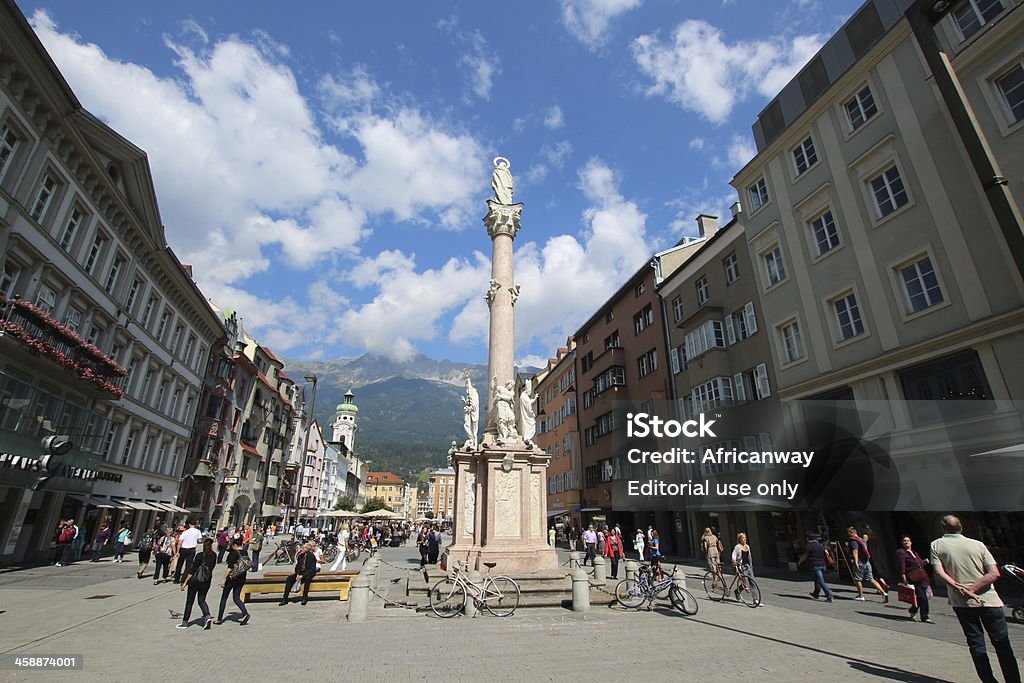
top-left (703, 570), bottom-right (726, 601)
top-left (1013, 607), bottom-right (1023, 624)
top-left (738, 578), bottom-right (762, 608)
top-left (614, 579), bottom-right (647, 609)
top-left (429, 578), bottom-right (466, 618)
top-left (482, 576), bottom-right (520, 617)
top-left (670, 586), bottom-right (699, 615)
top-left (274, 550), bottom-right (289, 565)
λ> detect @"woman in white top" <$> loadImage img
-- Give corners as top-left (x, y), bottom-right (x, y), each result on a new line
top-left (311, 542), bottom-right (325, 573)
top-left (329, 525), bottom-right (351, 572)
top-left (634, 530), bottom-right (646, 561)
top-left (731, 532), bottom-right (755, 596)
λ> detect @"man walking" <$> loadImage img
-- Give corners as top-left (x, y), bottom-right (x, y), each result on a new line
top-left (55, 519), bottom-right (76, 566)
top-left (89, 523), bottom-right (111, 562)
top-left (932, 515), bottom-right (1020, 683)
top-left (174, 520), bottom-right (202, 585)
top-left (798, 531), bottom-right (834, 602)
top-left (846, 527), bottom-right (888, 602)
top-left (581, 524), bottom-right (598, 567)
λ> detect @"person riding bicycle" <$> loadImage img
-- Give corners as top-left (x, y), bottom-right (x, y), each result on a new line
top-left (731, 532), bottom-right (754, 599)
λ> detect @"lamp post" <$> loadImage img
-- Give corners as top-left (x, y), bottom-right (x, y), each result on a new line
top-left (288, 374), bottom-right (318, 534)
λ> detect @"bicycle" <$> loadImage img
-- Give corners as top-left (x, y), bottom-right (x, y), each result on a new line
top-left (322, 544), bottom-right (339, 563)
top-left (702, 562), bottom-right (761, 607)
top-left (1001, 564), bottom-right (1024, 623)
top-left (614, 564), bottom-right (698, 614)
top-left (270, 540), bottom-right (297, 566)
top-left (429, 560), bottom-right (522, 618)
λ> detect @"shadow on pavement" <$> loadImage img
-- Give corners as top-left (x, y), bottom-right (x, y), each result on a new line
top-left (856, 610), bottom-right (917, 622)
top-left (847, 661), bottom-right (952, 682)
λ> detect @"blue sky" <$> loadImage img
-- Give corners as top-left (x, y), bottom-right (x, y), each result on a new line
top-left (23, 0), bottom-right (862, 366)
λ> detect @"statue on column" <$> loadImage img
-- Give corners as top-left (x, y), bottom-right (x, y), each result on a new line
top-left (491, 157), bottom-right (514, 205)
top-left (518, 378), bottom-right (538, 447)
top-left (461, 371), bottom-right (479, 449)
top-left (491, 375), bottom-right (519, 442)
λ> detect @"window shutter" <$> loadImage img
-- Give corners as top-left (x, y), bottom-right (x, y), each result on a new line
top-left (733, 373), bottom-right (746, 402)
top-left (755, 363), bottom-right (771, 399)
top-left (724, 315), bottom-right (736, 345)
top-left (745, 301), bottom-right (758, 334)
top-left (670, 347), bottom-right (680, 374)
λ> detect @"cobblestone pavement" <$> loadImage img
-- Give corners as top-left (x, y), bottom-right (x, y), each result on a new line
top-left (1, 544), bottom-right (1023, 682)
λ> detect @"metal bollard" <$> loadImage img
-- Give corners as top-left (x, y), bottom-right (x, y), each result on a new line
top-left (572, 567), bottom-right (591, 612)
top-left (465, 570), bottom-right (482, 617)
top-left (568, 550), bottom-right (582, 569)
top-left (625, 560), bottom-right (639, 582)
top-left (593, 555), bottom-right (607, 584)
top-left (347, 573), bottom-right (371, 622)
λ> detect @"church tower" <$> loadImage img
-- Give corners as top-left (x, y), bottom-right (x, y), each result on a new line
top-left (332, 388), bottom-right (359, 454)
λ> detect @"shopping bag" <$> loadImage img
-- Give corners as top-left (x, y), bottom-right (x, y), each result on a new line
top-left (897, 583), bottom-right (917, 608)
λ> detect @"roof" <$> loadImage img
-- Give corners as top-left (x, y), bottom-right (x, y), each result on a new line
top-left (367, 471), bottom-right (405, 485)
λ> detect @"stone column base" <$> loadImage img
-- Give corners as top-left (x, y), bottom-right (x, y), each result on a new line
top-left (445, 542), bottom-right (559, 575)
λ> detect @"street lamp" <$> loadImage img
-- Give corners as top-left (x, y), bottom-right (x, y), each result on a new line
top-left (287, 374), bottom-right (318, 534)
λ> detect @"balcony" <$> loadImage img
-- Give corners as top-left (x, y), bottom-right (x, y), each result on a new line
top-left (0, 297), bottom-right (127, 398)
top-left (199, 416), bottom-right (223, 438)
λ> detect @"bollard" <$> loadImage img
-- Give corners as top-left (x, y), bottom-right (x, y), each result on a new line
top-left (572, 567), bottom-right (591, 612)
top-left (465, 570), bottom-right (482, 617)
top-left (568, 550), bottom-right (582, 569)
top-left (363, 558), bottom-right (379, 593)
top-left (673, 573), bottom-right (687, 590)
top-left (625, 559), bottom-right (639, 582)
top-left (347, 573), bottom-right (371, 622)
top-left (593, 555), bottom-right (607, 584)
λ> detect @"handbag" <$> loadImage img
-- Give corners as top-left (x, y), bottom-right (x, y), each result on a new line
top-left (907, 566), bottom-right (927, 584)
top-left (897, 583), bottom-right (917, 608)
top-left (229, 555), bottom-right (252, 579)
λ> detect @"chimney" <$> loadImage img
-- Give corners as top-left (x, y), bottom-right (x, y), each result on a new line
top-left (696, 214), bottom-right (719, 238)
top-left (730, 201), bottom-right (742, 218)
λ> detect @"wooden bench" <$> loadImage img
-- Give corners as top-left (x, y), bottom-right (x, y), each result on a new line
top-left (241, 570), bottom-right (359, 603)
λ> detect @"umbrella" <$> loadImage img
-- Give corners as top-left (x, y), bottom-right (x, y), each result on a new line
top-left (322, 509), bottom-right (361, 518)
top-left (362, 508), bottom-right (398, 518)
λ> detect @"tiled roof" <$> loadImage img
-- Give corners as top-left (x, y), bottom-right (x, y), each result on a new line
top-left (367, 471), bottom-right (404, 485)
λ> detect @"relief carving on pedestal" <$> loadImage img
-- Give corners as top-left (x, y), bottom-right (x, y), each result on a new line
top-left (531, 471), bottom-right (542, 537)
top-left (464, 471), bottom-right (476, 537)
top-left (494, 469), bottom-right (520, 537)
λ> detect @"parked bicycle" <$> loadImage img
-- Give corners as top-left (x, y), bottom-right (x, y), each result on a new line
top-left (614, 563), bottom-right (698, 614)
top-left (702, 562), bottom-right (761, 607)
top-left (270, 540), bottom-right (298, 566)
top-left (429, 560), bottom-right (521, 618)
top-left (1002, 564), bottom-right (1024, 623)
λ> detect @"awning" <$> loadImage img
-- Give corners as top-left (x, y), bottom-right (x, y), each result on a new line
top-left (146, 502), bottom-right (174, 512)
top-left (69, 494), bottom-right (117, 508)
top-left (547, 509), bottom-right (569, 517)
top-left (116, 500), bottom-right (161, 511)
top-left (157, 502), bottom-right (190, 513)
top-left (86, 496), bottom-right (131, 509)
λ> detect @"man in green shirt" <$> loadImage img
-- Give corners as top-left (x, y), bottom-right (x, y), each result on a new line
top-left (931, 515), bottom-right (1019, 683)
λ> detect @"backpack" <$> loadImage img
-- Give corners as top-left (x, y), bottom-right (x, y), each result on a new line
top-left (59, 527), bottom-right (74, 543)
top-left (191, 555), bottom-right (212, 584)
top-left (229, 554), bottom-right (253, 579)
top-left (122, 530), bottom-right (133, 546)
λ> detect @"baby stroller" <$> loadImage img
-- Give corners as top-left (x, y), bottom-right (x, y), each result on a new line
top-left (1001, 564), bottom-right (1024, 623)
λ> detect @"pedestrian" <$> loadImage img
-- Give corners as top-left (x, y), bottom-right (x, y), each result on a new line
top-left (154, 528), bottom-right (175, 584)
top-left (846, 527), bottom-right (888, 602)
top-left (216, 538), bottom-right (251, 625)
top-left (216, 528), bottom-right (229, 563)
top-left (582, 524), bottom-right (598, 566)
top-left (731, 532), bottom-right (754, 599)
top-left (330, 524), bottom-right (351, 572)
top-left (90, 523), bottom-right (111, 562)
top-left (798, 531), bottom-right (834, 602)
top-left (548, 525), bottom-right (556, 547)
top-left (155, 517), bottom-right (168, 537)
top-left (137, 527), bottom-right (156, 579)
top-left (604, 528), bottom-right (626, 579)
top-left (897, 535), bottom-right (932, 623)
top-left (417, 525), bottom-right (430, 568)
top-left (56, 519), bottom-right (77, 567)
top-left (568, 525), bottom-right (579, 552)
top-left (634, 528), bottom-right (646, 562)
top-left (242, 524), bottom-right (252, 553)
top-left (177, 537), bottom-right (216, 629)
top-left (250, 526), bottom-right (264, 572)
top-left (700, 527), bottom-right (723, 577)
top-left (174, 520), bottom-right (203, 584)
top-left (931, 515), bottom-right (1019, 683)
top-left (279, 543), bottom-right (316, 606)
top-left (311, 541), bottom-right (325, 574)
top-left (231, 526), bottom-right (244, 551)
top-left (113, 523), bottom-right (132, 562)
top-left (51, 519), bottom-right (66, 565)
top-left (649, 529), bottom-right (663, 578)
top-left (427, 526), bottom-right (442, 564)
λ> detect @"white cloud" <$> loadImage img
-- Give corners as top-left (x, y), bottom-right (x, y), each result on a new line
top-left (726, 133), bottom-right (756, 169)
top-left (516, 354), bottom-right (549, 370)
top-left (689, 137), bottom-right (706, 150)
top-left (523, 140), bottom-right (573, 186)
top-left (460, 30), bottom-right (501, 100)
top-left (543, 105), bottom-right (565, 129)
top-left (560, 0), bottom-right (643, 50)
top-left (632, 20), bottom-right (826, 123)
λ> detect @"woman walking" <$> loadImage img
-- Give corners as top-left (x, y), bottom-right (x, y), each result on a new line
top-left (603, 528), bottom-right (626, 579)
top-left (732, 532), bottom-right (755, 599)
top-left (113, 523), bottom-right (132, 563)
top-left (649, 530), bottom-right (663, 578)
top-left (216, 528), bottom-right (229, 564)
top-left (137, 527), bottom-right (155, 579)
top-left (177, 537), bottom-right (216, 629)
top-left (249, 526), bottom-right (264, 572)
top-left (280, 543), bottom-right (317, 606)
top-left (417, 525), bottom-right (430, 568)
top-left (634, 528), bottom-right (646, 562)
top-left (701, 528), bottom-right (723, 572)
top-left (216, 539), bottom-right (251, 625)
top-left (154, 528), bottom-right (175, 584)
top-left (896, 535), bottom-right (933, 623)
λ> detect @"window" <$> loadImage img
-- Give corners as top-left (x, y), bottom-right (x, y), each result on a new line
top-left (194, 344), bottom-right (207, 372)
top-left (637, 349), bottom-right (658, 378)
top-left (35, 284), bottom-right (56, 314)
top-left (953, 0), bottom-right (1004, 40)
top-left (724, 302), bottom-right (758, 345)
top-left (120, 428), bottom-right (138, 466)
top-left (140, 368), bottom-right (154, 402)
top-left (670, 346), bottom-right (681, 374)
top-left (183, 393), bottom-right (194, 422)
top-left (870, 165), bottom-right (908, 218)
top-left (63, 307), bottom-right (83, 333)
top-left (900, 256), bottom-right (944, 313)
top-left (793, 136), bottom-right (818, 175)
top-left (684, 319), bottom-right (725, 359)
top-left (671, 296), bottom-right (684, 323)
top-left (733, 363), bottom-right (771, 402)
top-left (125, 278), bottom-right (142, 313)
top-left (140, 435), bottom-right (155, 471)
top-left (84, 235), bottom-right (106, 275)
top-left (780, 321), bottom-right (805, 364)
top-left (154, 441), bottom-right (167, 474)
top-left (581, 351), bottom-right (594, 374)
top-left (29, 174), bottom-right (57, 222)
top-left (633, 304), bottom-right (654, 334)
top-left (899, 350), bottom-right (993, 426)
top-left (603, 330), bottom-right (620, 349)
top-left (691, 377), bottom-right (733, 413)
top-left (0, 123), bottom-right (18, 178)
top-left (1, 261), bottom-right (20, 297)
top-left (584, 412), bottom-right (617, 445)
top-left (88, 324), bottom-right (103, 349)
top-left (764, 246), bottom-right (787, 286)
top-left (723, 253), bottom-right (740, 284)
top-left (582, 388), bottom-right (595, 410)
top-left (605, 311), bottom-right (614, 323)
top-left (593, 366), bottom-right (625, 394)
top-left (996, 64), bottom-right (1024, 124)
top-left (748, 177), bottom-right (769, 211)
top-left (833, 292), bottom-right (865, 340)
top-left (183, 334), bottom-right (196, 365)
top-left (157, 310), bottom-right (172, 340)
top-left (59, 206), bottom-right (85, 251)
top-left (155, 381), bottom-right (168, 411)
top-left (102, 425), bottom-right (117, 460)
top-left (695, 276), bottom-right (710, 305)
top-left (105, 255), bottom-right (125, 294)
top-left (142, 296), bottom-right (157, 327)
top-left (171, 324), bottom-right (184, 353)
top-left (811, 210), bottom-right (840, 255)
top-left (635, 282), bottom-right (645, 297)
top-left (845, 86), bottom-right (878, 131)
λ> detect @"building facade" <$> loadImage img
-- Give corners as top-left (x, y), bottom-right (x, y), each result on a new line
top-left (534, 340), bottom-right (581, 534)
top-left (365, 471), bottom-right (406, 515)
top-left (428, 467), bottom-right (455, 521)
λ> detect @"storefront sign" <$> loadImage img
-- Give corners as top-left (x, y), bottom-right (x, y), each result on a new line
top-left (0, 452), bottom-right (123, 483)
top-left (223, 476), bottom-right (239, 485)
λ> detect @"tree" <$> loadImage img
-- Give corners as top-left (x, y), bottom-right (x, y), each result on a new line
top-left (424, 511), bottom-right (435, 520)
top-left (333, 496), bottom-right (356, 512)
top-left (360, 497), bottom-right (392, 513)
